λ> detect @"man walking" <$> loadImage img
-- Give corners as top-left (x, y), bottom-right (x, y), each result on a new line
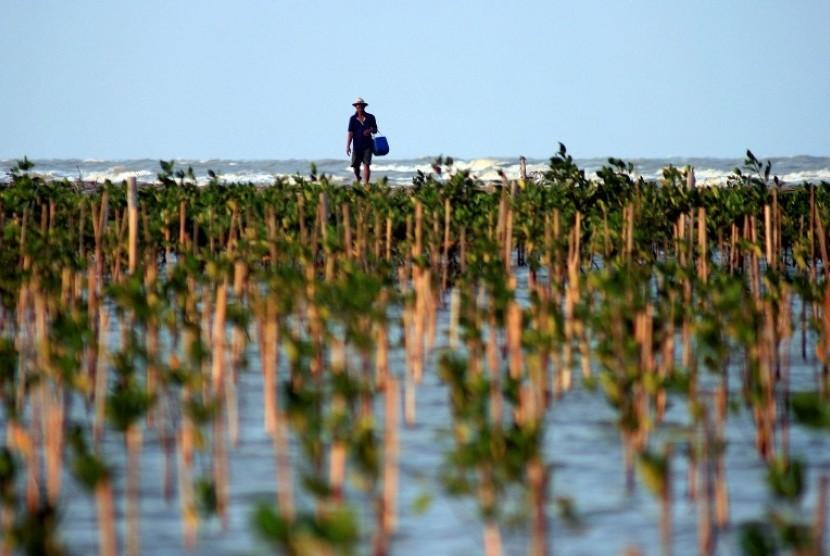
top-left (346, 97), bottom-right (378, 185)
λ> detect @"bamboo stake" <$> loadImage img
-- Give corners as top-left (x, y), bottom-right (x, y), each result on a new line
top-left (697, 207), bottom-right (707, 283)
top-left (179, 394), bottom-right (197, 548)
top-left (383, 373), bottom-right (399, 531)
top-left (34, 288), bottom-right (64, 506)
top-left (481, 466), bottom-right (502, 556)
top-left (449, 288), bottom-right (460, 350)
top-left (211, 280), bottom-right (228, 393)
top-left (228, 261), bottom-right (247, 446)
top-left (93, 308), bottom-right (109, 445)
top-left (460, 227), bottom-right (467, 273)
top-left (126, 425), bottom-right (142, 556)
top-left (385, 216), bottom-right (392, 262)
top-left (714, 390), bottom-right (729, 529)
top-left (483, 519), bottom-right (502, 556)
top-left (145, 269), bottom-right (160, 430)
top-left (373, 210), bottom-right (382, 261)
top-left (764, 203), bottom-right (773, 266)
top-left (328, 336), bottom-right (348, 502)
top-left (660, 446), bottom-right (673, 556)
top-left (772, 188), bottom-right (780, 270)
top-left (375, 318), bottom-right (389, 385)
top-left (430, 212), bottom-right (440, 272)
top-left (297, 193), bottom-right (307, 245)
top-left (127, 176), bottom-right (138, 275)
top-left (528, 456), bottom-right (548, 556)
top-left (813, 474), bottom-right (828, 552)
top-left (412, 204), bottom-right (425, 384)
top-left (487, 308), bottom-right (502, 424)
top-left (442, 198), bottom-right (452, 295)
top-left (374, 373), bottom-right (399, 556)
top-left (810, 185), bottom-right (817, 282)
top-left (270, 406), bottom-right (295, 522)
top-left (44, 389), bottom-right (64, 505)
top-left (266, 206), bottom-right (278, 265)
top-left (213, 409), bottom-right (229, 530)
top-left (78, 200), bottom-right (86, 260)
top-left (95, 479), bottom-right (118, 556)
top-left (560, 213), bottom-right (581, 394)
top-left (86, 262), bottom-right (99, 400)
top-left (343, 203), bottom-right (352, 260)
top-left (504, 185), bottom-right (514, 273)
top-left (816, 206), bottom-right (829, 279)
top-left (506, 279), bottom-right (522, 380)
top-left (262, 298), bottom-right (279, 435)
top-left (697, 415), bottom-right (714, 556)
top-left (179, 199), bottom-right (187, 249)
top-left (404, 366), bottom-right (416, 427)
top-left (211, 278), bottom-right (231, 529)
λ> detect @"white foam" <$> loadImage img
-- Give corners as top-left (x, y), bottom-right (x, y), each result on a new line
top-left (199, 172), bottom-right (283, 185)
top-left (82, 170), bottom-right (154, 183)
top-left (781, 169), bottom-right (830, 184)
top-left (369, 162), bottom-right (433, 173)
top-left (453, 158), bottom-right (502, 173)
top-left (498, 162), bottom-right (550, 180)
top-left (3, 159), bottom-right (827, 188)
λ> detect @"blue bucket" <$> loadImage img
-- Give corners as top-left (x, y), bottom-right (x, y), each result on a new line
top-left (373, 135), bottom-right (389, 156)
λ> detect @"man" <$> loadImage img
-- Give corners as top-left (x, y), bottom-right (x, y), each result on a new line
top-left (346, 97), bottom-right (378, 185)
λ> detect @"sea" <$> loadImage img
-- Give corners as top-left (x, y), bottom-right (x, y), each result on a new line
top-left (2, 155), bottom-right (830, 186)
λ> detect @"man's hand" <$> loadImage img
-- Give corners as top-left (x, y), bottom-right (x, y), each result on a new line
top-left (346, 146), bottom-right (352, 156)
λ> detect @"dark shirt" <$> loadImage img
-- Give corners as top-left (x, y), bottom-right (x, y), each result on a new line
top-left (348, 112), bottom-right (378, 152)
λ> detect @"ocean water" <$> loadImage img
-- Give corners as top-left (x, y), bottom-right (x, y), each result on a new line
top-left (51, 272), bottom-right (830, 556)
top-left (2, 155), bottom-right (829, 186)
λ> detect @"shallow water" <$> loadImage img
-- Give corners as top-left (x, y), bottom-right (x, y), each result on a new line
top-left (43, 265), bottom-right (830, 556)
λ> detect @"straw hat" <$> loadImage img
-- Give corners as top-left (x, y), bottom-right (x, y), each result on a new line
top-left (352, 97), bottom-right (368, 107)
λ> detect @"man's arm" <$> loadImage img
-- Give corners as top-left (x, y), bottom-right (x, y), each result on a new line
top-left (371, 115), bottom-right (378, 134)
top-left (346, 131), bottom-right (353, 156)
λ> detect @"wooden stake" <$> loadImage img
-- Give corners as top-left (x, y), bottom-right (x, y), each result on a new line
top-left (211, 280), bottom-right (228, 393)
top-left (697, 207), bottom-right (707, 283)
top-left (528, 457), bottom-right (548, 556)
top-left (442, 198), bottom-right (452, 294)
top-left (343, 203), bottom-right (352, 260)
top-left (95, 480), bottom-right (117, 556)
top-left (814, 474), bottom-right (828, 552)
top-left (127, 176), bottom-right (138, 275)
top-left (126, 425), bottom-right (142, 556)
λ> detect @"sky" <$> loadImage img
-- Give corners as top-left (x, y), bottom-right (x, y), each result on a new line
top-left (1, 0), bottom-right (829, 161)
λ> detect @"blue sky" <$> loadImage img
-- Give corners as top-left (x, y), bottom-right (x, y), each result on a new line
top-left (1, 1), bottom-right (828, 160)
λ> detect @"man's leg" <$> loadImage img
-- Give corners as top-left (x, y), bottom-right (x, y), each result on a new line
top-left (362, 163), bottom-right (371, 186)
top-left (351, 149), bottom-right (360, 181)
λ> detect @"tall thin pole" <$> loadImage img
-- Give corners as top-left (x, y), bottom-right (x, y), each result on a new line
top-left (127, 176), bottom-right (138, 275)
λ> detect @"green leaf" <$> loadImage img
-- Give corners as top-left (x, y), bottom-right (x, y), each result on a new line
top-left (738, 520), bottom-right (777, 556)
top-left (250, 502), bottom-right (290, 546)
top-left (790, 392), bottom-right (830, 430)
top-left (766, 457), bottom-right (804, 501)
top-left (412, 492), bottom-right (433, 515)
top-left (636, 449), bottom-right (668, 497)
top-left (195, 477), bottom-right (218, 517)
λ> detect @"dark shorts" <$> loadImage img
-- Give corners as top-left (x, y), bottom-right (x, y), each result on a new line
top-left (351, 145), bottom-right (373, 168)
